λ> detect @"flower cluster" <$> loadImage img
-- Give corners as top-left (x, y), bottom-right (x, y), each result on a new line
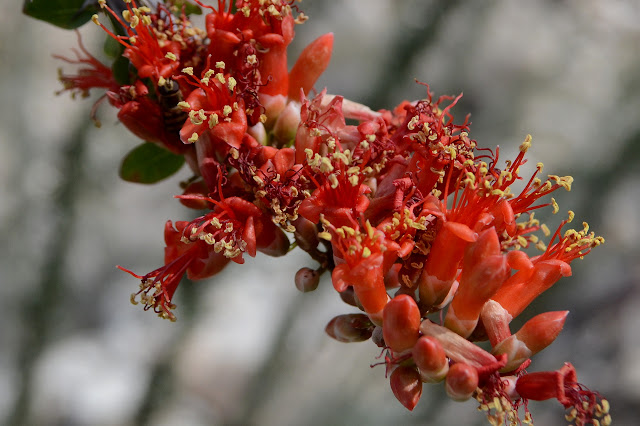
top-left (56, 1), bottom-right (609, 424)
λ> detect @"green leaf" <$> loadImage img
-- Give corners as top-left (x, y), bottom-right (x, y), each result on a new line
top-left (119, 142), bottom-right (185, 184)
top-left (172, 0), bottom-right (202, 16)
top-left (103, 34), bottom-right (123, 59)
top-left (111, 53), bottom-right (132, 85)
top-left (23, 0), bottom-right (97, 29)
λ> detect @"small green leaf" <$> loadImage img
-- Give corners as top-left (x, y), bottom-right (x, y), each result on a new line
top-left (120, 142), bottom-right (185, 184)
top-left (103, 34), bottom-right (123, 59)
top-left (23, 0), bottom-right (97, 29)
top-left (112, 54), bottom-right (132, 86)
top-left (172, 0), bottom-right (203, 16)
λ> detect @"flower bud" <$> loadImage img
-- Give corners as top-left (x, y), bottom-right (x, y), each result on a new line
top-left (292, 216), bottom-right (320, 253)
top-left (288, 33), bottom-right (334, 100)
top-left (420, 320), bottom-right (497, 368)
top-left (371, 326), bottom-right (385, 348)
top-left (325, 313), bottom-right (375, 343)
top-left (493, 311), bottom-right (568, 372)
top-left (445, 228), bottom-right (510, 338)
top-left (295, 267), bottom-right (320, 293)
top-left (383, 295), bottom-right (421, 353)
top-left (273, 100), bottom-right (301, 146)
top-left (445, 363), bottom-right (479, 401)
top-left (339, 286), bottom-right (358, 307)
top-left (419, 221), bottom-right (477, 308)
top-left (390, 365), bottom-right (422, 411)
top-left (480, 300), bottom-right (513, 347)
top-left (412, 336), bottom-right (449, 382)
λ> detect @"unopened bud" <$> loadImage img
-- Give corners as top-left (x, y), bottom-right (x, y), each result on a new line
top-left (390, 365), bottom-right (422, 411)
top-left (273, 101), bottom-right (302, 146)
top-left (295, 267), bottom-right (320, 292)
top-left (445, 363), bottom-right (479, 401)
top-left (383, 295), bottom-right (421, 353)
top-left (412, 336), bottom-right (449, 382)
top-left (325, 313), bottom-right (375, 343)
top-left (493, 311), bottom-right (568, 372)
top-left (371, 326), bottom-right (385, 348)
top-left (339, 286), bottom-right (358, 307)
top-left (292, 216), bottom-right (320, 253)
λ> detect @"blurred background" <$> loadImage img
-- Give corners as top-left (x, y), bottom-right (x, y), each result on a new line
top-left (1, 0), bottom-right (639, 425)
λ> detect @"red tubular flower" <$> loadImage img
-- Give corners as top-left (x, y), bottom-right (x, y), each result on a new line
top-left (420, 320), bottom-right (497, 369)
top-left (121, 220), bottom-right (230, 321)
top-left (326, 220), bottom-right (399, 323)
top-left (492, 311), bottom-right (569, 372)
top-left (382, 294), bottom-right (421, 353)
top-left (516, 363), bottom-right (611, 425)
top-left (491, 259), bottom-right (570, 320)
top-left (418, 220), bottom-right (478, 308)
top-left (199, 0), bottom-right (298, 97)
top-left (288, 32), bottom-right (334, 100)
top-left (412, 336), bottom-right (449, 383)
top-left (92, 2), bottom-right (182, 82)
top-left (178, 65), bottom-right (248, 149)
top-left (445, 363), bottom-right (479, 401)
top-left (444, 227), bottom-right (510, 337)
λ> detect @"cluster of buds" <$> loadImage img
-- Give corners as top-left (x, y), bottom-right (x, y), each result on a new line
top-left (55, 0), bottom-right (609, 424)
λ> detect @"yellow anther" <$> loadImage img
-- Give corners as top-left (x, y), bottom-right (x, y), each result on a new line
top-left (362, 247), bottom-right (372, 258)
top-left (165, 52), bottom-right (177, 61)
top-left (215, 61), bottom-right (226, 69)
top-left (568, 210), bottom-right (575, 223)
top-left (208, 113), bottom-right (219, 128)
top-left (318, 232), bottom-right (331, 241)
top-left (187, 132), bottom-right (199, 143)
top-left (203, 69), bottom-right (216, 79)
top-left (407, 115), bottom-right (420, 130)
top-left (91, 14), bottom-right (100, 25)
top-left (177, 101), bottom-right (191, 110)
top-left (227, 76), bottom-right (237, 91)
top-left (189, 110), bottom-right (203, 125)
top-left (328, 174), bottom-right (339, 189)
top-left (223, 105), bottom-right (232, 116)
top-left (551, 197), bottom-right (559, 214)
top-left (216, 73), bottom-right (226, 84)
top-left (182, 67), bottom-right (194, 76)
top-left (141, 15), bottom-right (152, 26)
top-left (319, 157), bottom-right (334, 173)
top-left (519, 134), bottom-right (532, 152)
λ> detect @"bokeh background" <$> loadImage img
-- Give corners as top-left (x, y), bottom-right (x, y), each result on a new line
top-left (2, 0), bottom-right (639, 425)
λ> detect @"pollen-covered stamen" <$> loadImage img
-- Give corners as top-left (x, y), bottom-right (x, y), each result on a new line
top-left (537, 212), bottom-right (604, 263)
top-left (54, 31), bottom-right (118, 98)
top-left (91, 0), bottom-right (205, 84)
top-left (118, 253), bottom-right (195, 322)
top-left (177, 202), bottom-right (249, 260)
